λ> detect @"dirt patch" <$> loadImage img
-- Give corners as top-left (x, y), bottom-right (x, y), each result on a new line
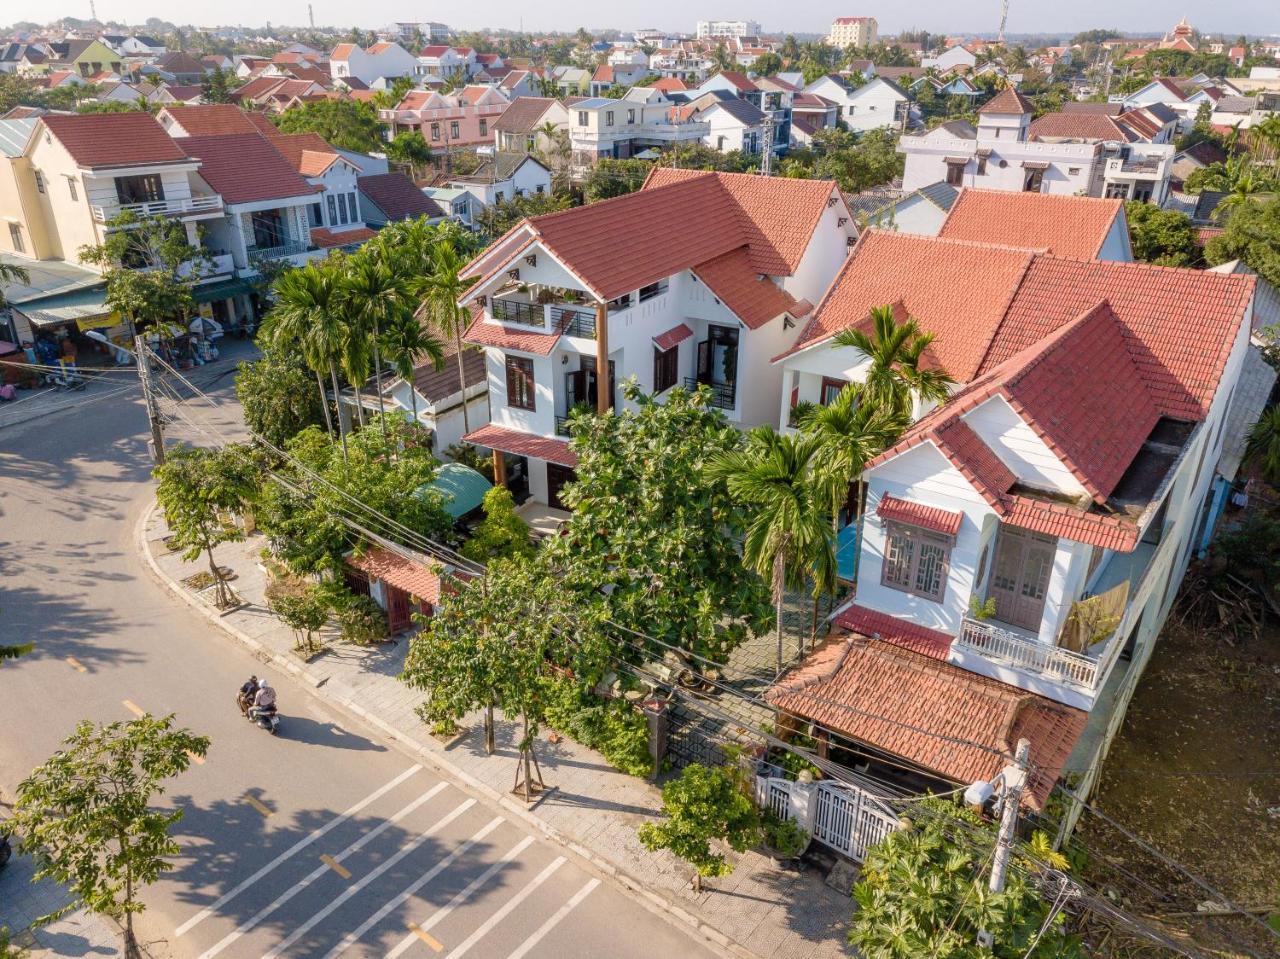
top-left (1076, 616), bottom-right (1280, 958)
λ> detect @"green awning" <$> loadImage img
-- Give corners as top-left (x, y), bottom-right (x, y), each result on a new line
top-left (417, 463), bottom-right (492, 519)
top-left (194, 277), bottom-right (255, 304)
top-left (12, 287), bottom-right (114, 328)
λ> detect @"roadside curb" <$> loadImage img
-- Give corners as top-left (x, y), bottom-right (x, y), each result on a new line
top-left (134, 500), bottom-right (761, 959)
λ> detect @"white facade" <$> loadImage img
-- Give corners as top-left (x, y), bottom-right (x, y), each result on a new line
top-left (700, 102), bottom-right (764, 153)
top-left (922, 45), bottom-right (976, 71)
top-left (569, 93), bottom-right (709, 173)
top-left (826, 17), bottom-right (878, 49)
top-left (330, 42), bottom-right (420, 86)
top-left (839, 77), bottom-right (908, 133)
top-left (449, 156), bottom-right (552, 207)
top-left (696, 20), bottom-right (762, 40)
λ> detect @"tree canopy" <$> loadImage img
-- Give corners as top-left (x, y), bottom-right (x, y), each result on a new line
top-left (1125, 201), bottom-right (1201, 268)
top-left (274, 98), bottom-right (384, 153)
top-left (474, 191), bottom-right (570, 239)
top-left (582, 158), bottom-right (655, 203)
top-left (1205, 196), bottom-right (1280, 287)
top-left (235, 346), bottom-right (327, 449)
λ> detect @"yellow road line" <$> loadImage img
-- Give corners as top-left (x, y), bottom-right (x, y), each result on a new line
top-left (407, 923), bottom-right (444, 952)
top-left (122, 700), bottom-right (146, 717)
top-left (65, 656), bottom-right (86, 673)
top-left (244, 795), bottom-right (273, 817)
top-left (319, 854), bottom-right (352, 879)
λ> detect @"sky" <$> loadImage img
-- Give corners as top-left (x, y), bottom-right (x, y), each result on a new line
top-left (17, 1), bottom-right (1279, 38)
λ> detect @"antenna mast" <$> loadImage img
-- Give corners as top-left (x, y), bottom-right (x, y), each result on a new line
top-left (89, 0), bottom-right (98, 21)
top-left (308, 4), bottom-right (315, 28)
top-left (997, 0), bottom-right (1010, 44)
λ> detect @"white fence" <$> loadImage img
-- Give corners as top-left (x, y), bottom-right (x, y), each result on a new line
top-left (756, 775), bottom-right (901, 863)
top-left (956, 616), bottom-right (1100, 690)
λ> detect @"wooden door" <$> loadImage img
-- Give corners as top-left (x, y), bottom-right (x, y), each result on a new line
top-left (987, 527), bottom-right (1056, 632)
top-left (546, 463), bottom-right (576, 511)
top-left (386, 585), bottom-right (412, 634)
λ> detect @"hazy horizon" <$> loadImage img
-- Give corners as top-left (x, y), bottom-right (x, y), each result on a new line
top-left (9, 3), bottom-right (1278, 39)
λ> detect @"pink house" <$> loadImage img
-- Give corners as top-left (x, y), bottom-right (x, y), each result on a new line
top-left (379, 86), bottom-right (511, 150)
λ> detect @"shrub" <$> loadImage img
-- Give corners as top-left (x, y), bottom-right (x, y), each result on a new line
top-left (266, 578), bottom-right (330, 654)
top-left (542, 677), bottom-right (653, 777)
top-left (336, 594), bottom-right (388, 645)
top-left (762, 812), bottom-right (809, 858)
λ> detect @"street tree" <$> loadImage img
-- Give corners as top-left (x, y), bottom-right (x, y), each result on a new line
top-left (708, 428), bottom-right (834, 673)
top-left (78, 212), bottom-right (210, 335)
top-left (153, 443), bottom-right (259, 607)
top-left (460, 486), bottom-right (534, 563)
top-left (413, 224), bottom-right (480, 434)
top-left (544, 383), bottom-right (771, 666)
top-left (849, 799), bottom-right (1078, 958)
top-left (401, 555), bottom-right (609, 801)
top-left (637, 762), bottom-right (762, 893)
top-left (235, 346), bottom-right (327, 449)
top-left (11, 716), bottom-right (210, 959)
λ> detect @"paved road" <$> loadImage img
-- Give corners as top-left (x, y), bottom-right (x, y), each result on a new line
top-left (0, 342), bottom-right (719, 959)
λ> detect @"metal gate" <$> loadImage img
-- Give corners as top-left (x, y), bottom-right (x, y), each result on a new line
top-left (811, 781), bottom-right (900, 862)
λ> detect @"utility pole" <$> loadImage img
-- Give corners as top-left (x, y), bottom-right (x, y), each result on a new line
top-left (759, 114), bottom-right (774, 176)
top-left (308, 3), bottom-right (314, 29)
top-left (979, 737), bottom-right (1030, 948)
top-left (134, 336), bottom-right (166, 465)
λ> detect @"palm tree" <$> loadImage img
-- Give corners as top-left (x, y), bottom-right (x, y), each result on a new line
top-left (380, 312), bottom-right (446, 426)
top-left (416, 232), bottom-right (480, 434)
top-left (0, 261), bottom-right (31, 313)
top-left (341, 255), bottom-right (411, 442)
top-left (709, 428), bottom-right (834, 674)
top-left (260, 263), bottom-right (350, 457)
top-left (1246, 407), bottom-right (1280, 484)
top-left (832, 304), bottom-right (953, 416)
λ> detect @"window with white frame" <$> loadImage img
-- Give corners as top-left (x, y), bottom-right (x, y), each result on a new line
top-left (881, 522), bottom-right (951, 601)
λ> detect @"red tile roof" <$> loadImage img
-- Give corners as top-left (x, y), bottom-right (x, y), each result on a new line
top-left (271, 131), bottom-right (342, 175)
top-left (463, 424), bottom-right (577, 467)
top-left (766, 635), bottom-right (1087, 809)
top-left (715, 70), bottom-right (756, 92)
top-left (347, 547), bottom-right (447, 604)
top-left (1029, 111), bottom-right (1131, 142)
top-left (977, 87), bottom-right (1035, 115)
top-left (310, 226), bottom-right (376, 248)
top-left (875, 494), bottom-right (964, 537)
top-left (162, 103), bottom-right (262, 135)
top-left (653, 323), bottom-right (693, 352)
top-left (691, 247), bottom-right (799, 330)
top-left (464, 311), bottom-right (561, 356)
top-left (41, 112), bottom-right (189, 169)
top-left (358, 172), bottom-right (443, 221)
top-left (647, 77), bottom-right (687, 92)
top-left (938, 189), bottom-right (1124, 262)
top-left (832, 603), bottom-right (954, 659)
top-left (174, 134), bottom-right (317, 204)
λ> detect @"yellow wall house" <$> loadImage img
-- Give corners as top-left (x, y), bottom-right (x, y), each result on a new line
top-left (48, 38), bottom-right (125, 78)
top-left (0, 118), bottom-right (55, 261)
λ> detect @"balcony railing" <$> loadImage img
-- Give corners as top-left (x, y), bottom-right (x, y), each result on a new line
top-left (955, 616), bottom-right (1100, 690)
top-left (251, 241), bottom-right (312, 260)
top-left (491, 297), bottom-right (545, 328)
top-left (555, 415), bottom-right (573, 437)
top-left (685, 377), bottom-right (736, 410)
top-left (554, 305), bottom-right (596, 339)
top-left (92, 194), bottom-right (223, 222)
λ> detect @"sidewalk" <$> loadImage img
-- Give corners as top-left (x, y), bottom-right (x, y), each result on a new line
top-left (138, 504), bottom-right (855, 959)
top-left (0, 849), bottom-right (123, 958)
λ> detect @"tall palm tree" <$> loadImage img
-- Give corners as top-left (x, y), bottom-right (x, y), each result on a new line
top-left (341, 255), bottom-right (410, 441)
top-left (380, 312), bottom-right (446, 426)
top-left (417, 234), bottom-right (479, 434)
top-left (832, 303), bottom-right (953, 416)
top-left (261, 263), bottom-right (349, 458)
top-left (709, 428), bottom-right (834, 675)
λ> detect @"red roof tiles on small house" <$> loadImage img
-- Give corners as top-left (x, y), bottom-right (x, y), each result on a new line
top-left (463, 310), bottom-right (561, 356)
top-left (937, 189), bottom-right (1124, 261)
top-left (162, 103), bottom-right (262, 135)
top-left (309, 226), bottom-right (376, 248)
top-left (832, 603), bottom-right (954, 660)
top-left (875, 495), bottom-right (964, 538)
top-left (270, 131), bottom-right (343, 176)
top-left (691, 247), bottom-right (799, 330)
top-left (347, 547), bottom-right (449, 604)
top-left (358, 172), bottom-right (443, 221)
top-left (766, 635), bottom-right (1087, 809)
top-left (41, 112), bottom-right (189, 169)
top-left (463, 424), bottom-right (577, 468)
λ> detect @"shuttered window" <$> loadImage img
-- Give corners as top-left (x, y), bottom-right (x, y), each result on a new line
top-left (505, 355), bottom-right (535, 410)
top-left (881, 522), bottom-right (951, 602)
top-left (653, 345), bottom-right (678, 393)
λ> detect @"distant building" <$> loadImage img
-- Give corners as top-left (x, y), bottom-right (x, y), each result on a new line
top-left (826, 17), bottom-right (878, 50)
top-left (695, 20), bottom-right (762, 40)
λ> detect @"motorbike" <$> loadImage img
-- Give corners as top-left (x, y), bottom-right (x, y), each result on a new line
top-left (236, 692), bottom-right (280, 735)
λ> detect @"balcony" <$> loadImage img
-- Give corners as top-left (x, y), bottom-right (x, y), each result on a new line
top-left (250, 241), bottom-right (313, 260)
top-left (954, 616), bottom-right (1101, 691)
top-left (685, 377), bottom-right (736, 410)
top-left (554, 304), bottom-right (596, 339)
top-left (92, 194), bottom-right (223, 223)
top-left (178, 251), bottom-right (235, 281)
top-left (491, 296), bottom-right (545, 328)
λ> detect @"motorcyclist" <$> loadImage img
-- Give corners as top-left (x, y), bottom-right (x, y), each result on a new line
top-left (249, 680), bottom-right (277, 722)
top-left (237, 675), bottom-right (259, 716)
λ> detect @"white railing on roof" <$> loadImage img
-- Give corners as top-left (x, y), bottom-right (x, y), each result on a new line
top-left (955, 616), bottom-right (1100, 690)
top-left (92, 194), bottom-right (223, 222)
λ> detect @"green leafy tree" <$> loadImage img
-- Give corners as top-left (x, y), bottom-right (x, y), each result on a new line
top-left (154, 443), bottom-right (259, 607)
top-left (832, 304), bottom-right (953, 417)
top-left (385, 130), bottom-right (431, 169)
top-left (12, 716), bottom-right (210, 959)
top-left (460, 486), bottom-right (534, 563)
top-left (275, 98), bottom-right (383, 153)
top-left (849, 799), bottom-right (1079, 958)
top-left (401, 555), bottom-right (609, 801)
top-left (1124, 201), bottom-right (1201, 267)
top-left (255, 416), bottom-right (452, 575)
top-left (1205, 195), bottom-right (1280, 287)
top-left (546, 383), bottom-right (771, 665)
top-left (413, 223), bottom-right (481, 434)
top-left (78, 212), bottom-right (210, 334)
top-left (638, 762), bottom-right (762, 892)
top-left (200, 66), bottom-right (233, 103)
top-left (235, 346), bottom-right (326, 448)
top-left (708, 428), bottom-right (835, 673)
top-left (474, 192), bottom-right (570, 239)
top-left (750, 52), bottom-right (783, 76)
top-left (267, 580), bottom-right (331, 654)
top-left (582, 158), bottom-right (653, 202)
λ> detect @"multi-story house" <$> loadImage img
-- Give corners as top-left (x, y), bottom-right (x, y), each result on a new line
top-left (693, 72), bottom-right (792, 154)
top-left (329, 41), bottom-right (420, 86)
top-left (492, 97), bottom-right (569, 155)
top-left (45, 38), bottom-right (124, 78)
top-left (568, 89), bottom-right (709, 175)
top-left (416, 45), bottom-right (464, 80)
top-left (456, 169), bottom-right (858, 507)
top-left (696, 20), bottom-right (763, 40)
top-left (380, 87), bottom-right (511, 152)
top-left (806, 74), bottom-right (908, 132)
top-left (766, 203), bottom-right (1267, 821)
top-left (648, 49), bottom-right (714, 85)
top-left (900, 88), bottom-right (1175, 205)
top-left (826, 16), bottom-right (878, 50)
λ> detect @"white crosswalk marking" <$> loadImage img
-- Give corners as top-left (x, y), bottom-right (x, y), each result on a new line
top-left (385, 836), bottom-right (536, 959)
top-left (197, 783), bottom-right (450, 959)
top-left (443, 857), bottom-right (566, 959)
top-left (320, 817), bottom-right (504, 959)
top-left (507, 878), bottom-right (601, 959)
top-left (262, 799), bottom-right (477, 959)
top-left (176, 763), bottom-right (422, 937)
